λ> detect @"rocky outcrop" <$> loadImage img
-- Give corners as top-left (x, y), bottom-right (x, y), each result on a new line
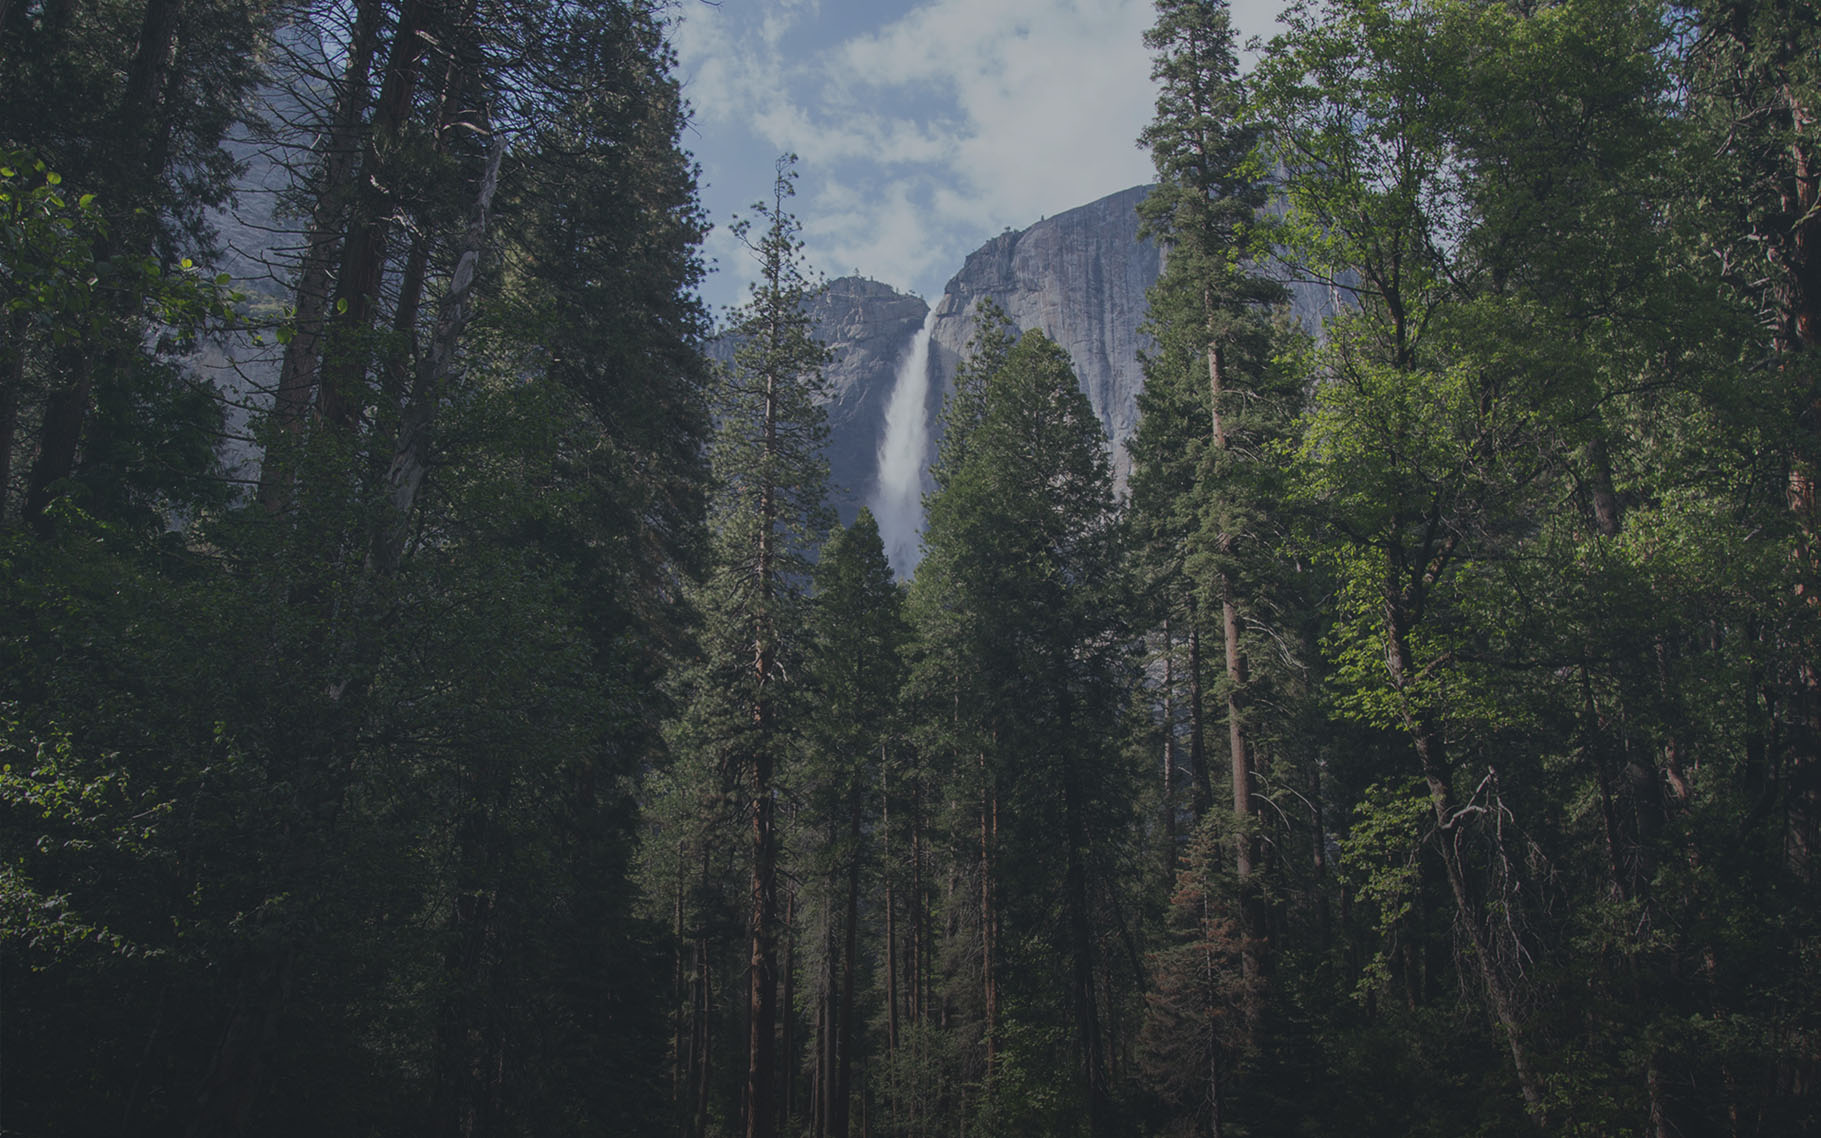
top-left (707, 276), bottom-right (928, 524)
top-left (709, 186), bottom-right (1336, 531)
top-left (926, 183), bottom-right (1162, 487)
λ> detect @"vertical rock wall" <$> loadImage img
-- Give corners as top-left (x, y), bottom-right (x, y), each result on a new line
top-left (926, 183), bottom-right (1162, 488)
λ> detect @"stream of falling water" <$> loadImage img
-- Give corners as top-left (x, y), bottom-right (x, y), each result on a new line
top-left (870, 305), bottom-right (939, 578)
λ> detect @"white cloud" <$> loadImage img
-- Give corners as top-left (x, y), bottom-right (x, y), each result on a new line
top-left (672, 0), bottom-right (1288, 312)
top-left (830, 0), bottom-right (1156, 230)
top-left (805, 179), bottom-right (954, 300)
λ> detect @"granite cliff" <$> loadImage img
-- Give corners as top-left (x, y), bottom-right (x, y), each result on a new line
top-left (699, 186), bottom-right (1337, 559)
top-left (926, 184), bottom-right (1162, 487)
top-left (709, 185), bottom-right (1168, 540)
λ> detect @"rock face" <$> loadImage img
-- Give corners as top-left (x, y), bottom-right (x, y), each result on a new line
top-left (707, 276), bottom-right (928, 525)
top-left (807, 278), bottom-right (931, 516)
top-left (710, 184), bottom-right (1335, 536)
top-left (927, 183), bottom-right (1163, 487)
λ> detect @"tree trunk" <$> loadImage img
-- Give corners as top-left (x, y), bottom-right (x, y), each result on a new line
top-left (1188, 615), bottom-right (1212, 817)
top-left (745, 309), bottom-right (784, 1138)
top-left (1163, 617), bottom-right (1179, 871)
top-left (1206, 335), bottom-right (1255, 881)
top-left (257, 0), bottom-right (384, 511)
top-left (979, 752), bottom-right (998, 1080)
top-left (0, 311), bottom-right (24, 518)
top-left (833, 794), bottom-right (862, 1138)
top-left (316, 0), bottom-right (431, 430)
top-left (23, 351), bottom-right (88, 529)
top-left (430, 760), bottom-right (510, 1138)
top-left (186, 949), bottom-right (294, 1138)
top-left (693, 933), bottom-right (713, 1138)
top-left (910, 784), bottom-right (925, 1027)
top-left (814, 885), bottom-right (836, 1138)
top-left (781, 886), bottom-right (798, 1130)
top-left (374, 132), bottom-right (503, 574)
top-left (672, 842), bottom-right (687, 1102)
top-left (1386, 603), bottom-right (1548, 1128)
top-left (745, 740), bottom-right (779, 1138)
top-left (1063, 740), bottom-right (1106, 1132)
top-left (1207, 323), bottom-right (1262, 1010)
top-left (1223, 577), bottom-right (1254, 882)
top-left (883, 761), bottom-right (900, 1060)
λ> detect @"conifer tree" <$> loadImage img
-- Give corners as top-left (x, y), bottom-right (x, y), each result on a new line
top-left (669, 153), bottom-right (831, 1138)
top-left (908, 328), bottom-right (1133, 1136)
top-left (1139, 817), bottom-right (1258, 1138)
top-left (796, 509), bottom-right (906, 1138)
top-left (1134, 0), bottom-right (1297, 1000)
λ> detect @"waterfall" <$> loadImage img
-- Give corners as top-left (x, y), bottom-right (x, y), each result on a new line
top-left (871, 304), bottom-right (939, 578)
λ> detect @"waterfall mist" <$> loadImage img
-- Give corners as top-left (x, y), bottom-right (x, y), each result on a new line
top-left (870, 305), bottom-right (939, 578)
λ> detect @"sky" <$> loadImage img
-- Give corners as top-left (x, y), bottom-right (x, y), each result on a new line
top-left (667, 0), bottom-right (1284, 321)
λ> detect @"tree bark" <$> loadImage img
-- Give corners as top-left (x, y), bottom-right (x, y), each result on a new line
top-left (316, 0), bottom-right (431, 430)
top-left (672, 841), bottom-right (687, 1102)
top-left (980, 751), bottom-right (998, 1080)
top-left (430, 760), bottom-right (509, 1138)
top-left (257, 0), bottom-right (384, 511)
top-left (374, 131), bottom-right (503, 574)
top-left (186, 949), bottom-right (294, 1138)
top-left (1223, 577), bottom-right (1254, 883)
top-left (693, 932), bottom-right (713, 1138)
top-left (1163, 617), bottom-right (1179, 870)
top-left (883, 761), bottom-right (900, 1061)
top-left (781, 886), bottom-right (798, 1129)
top-left (1063, 737), bottom-right (1107, 1132)
top-left (1188, 615), bottom-right (1212, 817)
top-left (832, 795), bottom-right (862, 1138)
top-left (23, 352), bottom-right (88, 529)
top-left (745, 740), bottom-right (779, 1138)
top-left (0, 311), bottom-right (24, 517)
top-left (1386, 602), bottom-right (1548, 1128)
top-left (911, 783), bottom-right (926, 1026)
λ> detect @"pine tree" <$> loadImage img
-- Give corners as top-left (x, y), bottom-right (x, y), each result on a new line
top-left (907, 328), bottom-right (1133, 1136)
top-left (1134, 0), bottom-right (1297, 1009)
top-left (1139, 818), bottom-right (1258, 1138)
top-left (667, 153), bottom-right (832, 1138)
top-left (796, 509), bottom-right (906, 1138)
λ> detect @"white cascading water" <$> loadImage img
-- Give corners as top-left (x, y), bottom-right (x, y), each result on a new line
top-left (870, 304), bottom-right (939, 578)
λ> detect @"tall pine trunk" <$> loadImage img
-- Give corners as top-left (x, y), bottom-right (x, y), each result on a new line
top-left (257, 0), bottom-right (384, 511)
top-left (833, 796), bottom-right (862, 1138)
top-left (745, 339), bottom-right (783, 1138)
top-left (316, 0), bottom-right (429, 430)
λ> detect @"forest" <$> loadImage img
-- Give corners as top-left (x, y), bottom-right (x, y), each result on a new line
top-left (1, 0), bottom-right (1816, 1135)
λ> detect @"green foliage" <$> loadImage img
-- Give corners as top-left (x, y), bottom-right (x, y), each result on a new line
top-left (908, 326), bottom-right (1138, 1134)
top-left (7, 1), bottom-right (1821, 1135)
top-left (1337, 778), bottom-right (1430, 999)
top-left (0, 706), bottom-right (166, 961)
top-left (1, 151), bottom-right (238, 525)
